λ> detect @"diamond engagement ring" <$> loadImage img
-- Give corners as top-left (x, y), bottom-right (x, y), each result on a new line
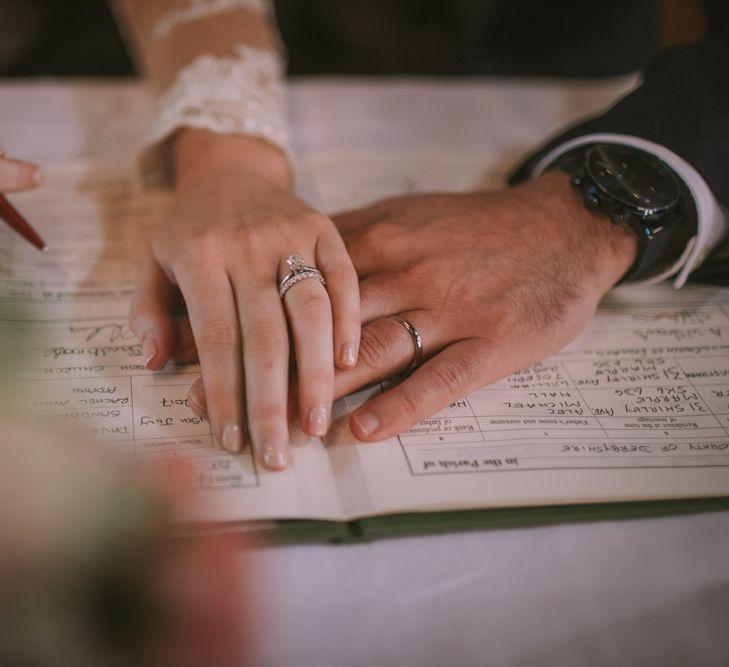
top-left (279, 253), bottom-right (326, 298)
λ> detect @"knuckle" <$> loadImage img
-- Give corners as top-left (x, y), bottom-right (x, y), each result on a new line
top-left (350, 220), bottom-right (403, 257)
top-left (358, 288), bottom-right (382, 314)
top-left (489, 302), bottom-right (526, 343)
top-left (199, 318), bottom-right (238, 348)
top-left (246, 319), bottom-right (287, 354)
top-left (395, 385), bottom-right (421, 416)
top-left (357, 323), bottom-right (400, 371)
top-left (250, 403), bottom-right (287, 431)
top-left (394, 263), bottom-right (422, 294)
top-left (171, 233), bottom-right (222, 271)
top-left (233, 226), bottom-right (268, 258)
top-left (370, 219), bottom-right (400, 241)
top-left (203, 385), bottom-right (236, 418)
top-left (196, 235), bottom-right (224, 263)
top-left (291, 290), bottom-right (330, 320)
top-left (324, 264), bottom-right (358, 292)
top-left (300, 369), bottom-right (333, 392)
top-left (427, 358), bottom-right (473, 397)
top-left (357, 225), bottom-right (386, 250)
top-left (302, 210), bottom-right (331, 231)
top-left (494, 317), bottom-right (518, 345)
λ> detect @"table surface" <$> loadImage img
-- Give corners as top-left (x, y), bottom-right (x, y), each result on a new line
top-left (1, 77), bottom-right (728, 667)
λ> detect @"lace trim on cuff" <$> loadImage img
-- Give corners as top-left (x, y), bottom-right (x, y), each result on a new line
top-left (140, 44), bottom-right (290, 185)
top-left (154, 0), bottom-right (271, 38)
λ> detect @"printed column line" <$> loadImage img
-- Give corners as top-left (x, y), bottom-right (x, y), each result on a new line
top-left (560, 361), bottom-right (610, 439)
top-left (673, 356), bottom-right (729, 438)
top-left (128, 375), bottom-right (137, 456)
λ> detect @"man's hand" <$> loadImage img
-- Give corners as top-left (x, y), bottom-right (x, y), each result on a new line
top-left (332, 170), bottom-right (639, 441)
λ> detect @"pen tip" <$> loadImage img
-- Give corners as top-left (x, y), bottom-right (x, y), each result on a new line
top-left (41, 245), bottom-right (49, 253)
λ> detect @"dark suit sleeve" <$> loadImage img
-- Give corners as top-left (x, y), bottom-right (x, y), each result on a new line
top-left (510, 8), bottom-right (729, 285)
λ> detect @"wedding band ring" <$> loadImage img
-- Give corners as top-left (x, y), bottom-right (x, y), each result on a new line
top-left (279, 253), bottom-right (326, 299)
top-left (391, 316), bottom-right (424, 369)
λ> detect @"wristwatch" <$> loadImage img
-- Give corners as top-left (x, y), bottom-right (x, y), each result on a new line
top-left (549, 143), bottom-right (697, 282)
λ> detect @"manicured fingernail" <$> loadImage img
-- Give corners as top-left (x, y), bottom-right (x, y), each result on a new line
top-left (222, 423), bottom-right (242, 454)
top-left (308, 404), bottom-right (329, 437)
top-left (262, 442), bottom-right (289, 470)
top-left (351, 411), bottom-right (380, 438)
top-left (33, 168), bottom-right (44, 186)
top-left (142, 337), bottom-right (158, 370)
top-left (341, 343), bottom-right (357, 367)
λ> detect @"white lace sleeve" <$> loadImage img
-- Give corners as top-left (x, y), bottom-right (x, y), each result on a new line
top-left (153, 0), bottom-right (272, 39)
top-left (139, 44), bottom-right (291, 185)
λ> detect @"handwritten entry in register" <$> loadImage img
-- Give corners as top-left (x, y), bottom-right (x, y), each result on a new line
top-left (2, 162), bottom-right (729, 494)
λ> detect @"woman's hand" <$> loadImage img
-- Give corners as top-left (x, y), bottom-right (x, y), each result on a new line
top-left (129, 131), bottom-right (360, 470)
top-left (0, 149), bottom-right (43, 193)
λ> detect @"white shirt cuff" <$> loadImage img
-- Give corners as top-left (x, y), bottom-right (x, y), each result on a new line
top-left (530, 133), bottom-right (728, 288)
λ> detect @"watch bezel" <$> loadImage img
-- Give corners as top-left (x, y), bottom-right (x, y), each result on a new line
top-left (550, 141), bottom-right (697, 283)
top-left (585, 145), bottom-right (681, 218)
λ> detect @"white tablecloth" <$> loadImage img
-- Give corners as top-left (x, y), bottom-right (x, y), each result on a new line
top-left (1, 77), bottom-right (727, 667)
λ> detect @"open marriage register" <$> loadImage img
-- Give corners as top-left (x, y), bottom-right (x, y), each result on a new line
top-left (1, 160), bottom-right (729, 543)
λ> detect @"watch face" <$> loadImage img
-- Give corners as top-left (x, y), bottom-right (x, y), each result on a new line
top-left (586, 145), bottom-right (680, 215)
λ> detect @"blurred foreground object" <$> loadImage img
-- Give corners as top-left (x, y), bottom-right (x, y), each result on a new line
top-left (0, 419), bottom-right (248, 667)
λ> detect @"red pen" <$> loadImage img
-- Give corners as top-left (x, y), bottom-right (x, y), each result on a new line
top-left (0, 194), bottom-right (47, 252)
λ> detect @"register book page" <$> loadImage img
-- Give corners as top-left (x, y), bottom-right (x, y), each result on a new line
top-left (1, 159), bottom-right (728, 526)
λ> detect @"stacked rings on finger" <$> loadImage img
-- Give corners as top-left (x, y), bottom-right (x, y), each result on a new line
top-left (391, 316), bottom-right (424, 369)
top-left (279, 253), bottom-right (326, 298)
